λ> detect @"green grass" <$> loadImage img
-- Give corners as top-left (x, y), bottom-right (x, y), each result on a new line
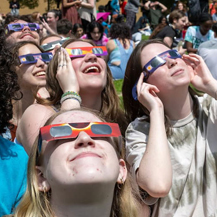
top-left (113, 79), bottom-right (124, 109)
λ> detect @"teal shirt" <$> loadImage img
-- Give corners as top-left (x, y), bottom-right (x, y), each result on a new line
top-left (0, 136), bottom-right (28, 216)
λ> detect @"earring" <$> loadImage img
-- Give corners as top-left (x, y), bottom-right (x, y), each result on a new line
top-left (117, 177), bottom-right (125, 189)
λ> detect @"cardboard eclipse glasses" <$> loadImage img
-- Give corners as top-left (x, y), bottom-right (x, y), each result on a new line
top-left (5, 23), bottom-right (40, 34)
top-left (132, 50), bottom-right (181, 100)
top-left (19, 53), bottom-right (53, 64)
top-left (66, 46), bottom-right (108, 58)
top-left (38, 122), bottom-right (121, 153)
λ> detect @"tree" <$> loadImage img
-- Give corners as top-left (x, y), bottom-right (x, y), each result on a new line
top-left (7, 0), bottom-right (39, 9)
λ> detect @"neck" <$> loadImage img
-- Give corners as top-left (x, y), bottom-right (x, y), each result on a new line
top-left (12, 89), bottom-right (35, 126)
top-left (50, 184), bottom-right (114, 217)
top-left (159, 87), bottom-right (193, 121)
top-left (80, 92), bottom-right (102, 111)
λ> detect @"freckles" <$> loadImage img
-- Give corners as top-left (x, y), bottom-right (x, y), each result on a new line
top-left (96, 168), bottom-right (102, 173)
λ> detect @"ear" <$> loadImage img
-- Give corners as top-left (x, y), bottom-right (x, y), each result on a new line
top-left (36, 166), bottom-right (51, 192)
top-left (117, 159), bottom-right (127, 184)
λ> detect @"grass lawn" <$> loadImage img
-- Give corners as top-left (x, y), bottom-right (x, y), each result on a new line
top-left (113, 79), bottom-right (124, 109)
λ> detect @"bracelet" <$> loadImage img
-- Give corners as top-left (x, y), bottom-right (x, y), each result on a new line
top-left (61, 91), bottom-right (80, 98)
top-left (60, 94), bottom-right (82, 104)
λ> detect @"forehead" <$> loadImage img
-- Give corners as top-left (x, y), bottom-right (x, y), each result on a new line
top-left (47, 12), bottom-right (55, 18)
top-left (41, 36), bottom-right (61, 45)
top-left (11, 20), bottom-right (28, 24)
top-left (66, 41), bottom-right (93, 48)
top-left (51, 111), bottom-right (101, 125)
top-left (18, 44), bottom-right (41, 55)
top-left (141, 43), bottom-right (169, 64)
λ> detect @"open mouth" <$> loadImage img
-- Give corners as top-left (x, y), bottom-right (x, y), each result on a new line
top-left (84, 66), bottom-right (100, 74)
top-left (35, 71), bottom-right (46, 77)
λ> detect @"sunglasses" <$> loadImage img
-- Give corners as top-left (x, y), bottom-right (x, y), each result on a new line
top-left (65, 46), bottom-right (108, 58)
top-left (19, 53), bottom-right (53, 64)
top-left (40, 37), bottom-right (70, 51)
top-left (132, 50), bottom-right (181, 100)
top-left (5, 23), bottom-right (40, 35)
top-left (38, 122), bottom-right (121, 153)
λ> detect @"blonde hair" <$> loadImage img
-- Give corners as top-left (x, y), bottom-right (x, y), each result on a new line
top-left (14, 109), bottom-right (139, 217)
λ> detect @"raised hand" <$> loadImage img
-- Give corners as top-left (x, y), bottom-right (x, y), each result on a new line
top-left (56, 47), bottom-right (79, 93)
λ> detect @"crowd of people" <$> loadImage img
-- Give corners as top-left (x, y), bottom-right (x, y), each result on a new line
top-left (0, 0), bottom-right (217, 217)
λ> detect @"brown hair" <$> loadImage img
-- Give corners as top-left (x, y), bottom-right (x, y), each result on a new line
top-left (122, 39), bottom-right (199, 132)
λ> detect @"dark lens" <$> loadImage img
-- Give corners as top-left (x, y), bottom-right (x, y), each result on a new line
top-left (150, 57), bottom-right (160, 68)
top-left (91, 124), bottom-right (112, 135)
top-left (71, 49), bottom-right (82, 55)
top-left (12, 23), bottom-right (22, 29)
top-left (41, 44), bottom-right (52, 51)
top-left (41, 53), bottom-right (50, 61)
top-left (168, 50), bottom-right (178, 57)
top-left (25, 55), bottom-right (35, 62)
top-left (50, 126), bottom-right (72, 137)
top-left (92, 48), bottom-right (103, 54)
top-left (28, 23), bottom-right (37, 28)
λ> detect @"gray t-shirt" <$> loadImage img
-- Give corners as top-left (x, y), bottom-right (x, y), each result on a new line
top-left (125, 94), bottom-right (217, 217)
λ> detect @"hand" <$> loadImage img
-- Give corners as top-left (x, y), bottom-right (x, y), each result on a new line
top-left (56, 48), bottom-right (79, 93)
top-left (137, 73), bottom-right (163, 112)
top-left (182, 53), bottom-right (215, 92)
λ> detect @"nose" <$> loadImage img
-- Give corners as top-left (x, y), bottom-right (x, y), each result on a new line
top-left (84, 53), bottom-right (97, 62)
top-left (36, 58), bottom-right (46, 68)
top-left (22, 25), bottom-right (31, 32)
top-left (166, 58), bottom-right (177, 68)
top-left (74, 131), bottom-right (96, 149)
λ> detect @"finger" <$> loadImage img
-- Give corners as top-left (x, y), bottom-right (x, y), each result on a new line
top-left (136, 73), bottom-right (145, 95)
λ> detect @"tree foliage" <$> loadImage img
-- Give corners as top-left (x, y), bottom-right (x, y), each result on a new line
top-left (7, 0), bottom-right (39, 9)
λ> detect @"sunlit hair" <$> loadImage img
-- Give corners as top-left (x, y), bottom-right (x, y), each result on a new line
top-left (37, 38), bottom-right (127, 134)
top-left (122, 39), bottom-right (199, 132)
top-left (40, 34), bottom-right (62, 45)
top-left (14, 108), bottom-right (139, 217)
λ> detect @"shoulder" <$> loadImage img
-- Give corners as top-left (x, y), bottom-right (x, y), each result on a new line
top-left (106, 39), bottom-right (116, 51)
top-left (0, 136), bottom-right (28, 163)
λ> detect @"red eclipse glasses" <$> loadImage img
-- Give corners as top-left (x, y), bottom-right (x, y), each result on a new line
top-left (38, 122), bottom-right (121, 153)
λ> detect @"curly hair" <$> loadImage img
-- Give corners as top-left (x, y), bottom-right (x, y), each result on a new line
top-left (109, 23), bottom-right (132, 48)
top-left (0, 27), bottom-right (19, 135)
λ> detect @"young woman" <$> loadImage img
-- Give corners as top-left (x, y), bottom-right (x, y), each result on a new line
top-left (184, 12), bottom-right (214, 53)
top-left (106, 23), bottom-right (134, 80)
top-left (122, 39), bottom-right (217, 216)
top-left (61, 0), bottom-right (82, 25)
top-left (149, 10), bottom-right (187, 48)
top-left (13, 109), bottom-right (141, 217)
top-left (80, 21), bottom-right (109, 46)
top-left (73, 23), bottom-right (84, 38)
top-left (16, 39), bottom-right (125, 155)
top-left (9, 41), bottom-right (51, 141)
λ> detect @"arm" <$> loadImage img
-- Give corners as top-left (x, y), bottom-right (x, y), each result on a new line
top-left (185, 41), bottom-right (198, 54)
top-left (163, 36), bottom-right (173, 48)
top-left (80, 0), bottom-right (94, 9)
top-left (144, 0), bottom-right (151, 10)
top-left (56, 48), bottom-right (81, 110)
top-left (41, 18), bottom-right (57, 34)
top-left (62, 0), bottom-right (81, 8)
top-left (156, 1), bottom-right (167, 12)
top-left (135, 73), bottom-right (172, 198)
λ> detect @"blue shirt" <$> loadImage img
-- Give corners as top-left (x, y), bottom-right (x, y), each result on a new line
top-left (0, 136), bottom-right (28, 216)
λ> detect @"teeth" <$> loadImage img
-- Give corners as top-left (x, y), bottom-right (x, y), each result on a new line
top-left (35, 72), bottom-right (46, 76)
top-left (84, 66), bottom-right (99, 73)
